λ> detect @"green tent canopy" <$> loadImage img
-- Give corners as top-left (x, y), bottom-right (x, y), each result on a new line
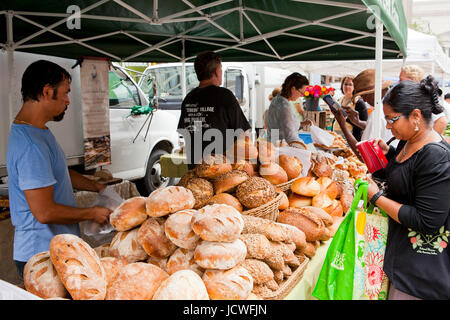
top-left (0, 0), bottom-right (408, 63)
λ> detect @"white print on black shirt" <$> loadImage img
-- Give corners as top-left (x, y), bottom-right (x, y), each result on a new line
top-left (183, 103), bottom-right (214, 131)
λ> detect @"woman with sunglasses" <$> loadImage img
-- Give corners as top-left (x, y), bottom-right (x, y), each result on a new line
top-left (265, 72), bottom-right (312, 144)
top-left (367, 75), bottom-right (450, 300)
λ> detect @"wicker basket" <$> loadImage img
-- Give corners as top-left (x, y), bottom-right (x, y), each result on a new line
top-left (276, 176), bottom-right (301, 193)
top-left (261, 256), bottom-right (310, 300)
top-left (242, 192), bottom-right (283, 221)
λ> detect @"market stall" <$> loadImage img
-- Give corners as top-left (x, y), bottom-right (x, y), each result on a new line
top-left (0, 0), bottom-right (409, 300)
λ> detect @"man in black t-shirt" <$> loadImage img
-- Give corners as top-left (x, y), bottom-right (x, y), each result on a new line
top-left (177, 52), bottom-right (251, 169)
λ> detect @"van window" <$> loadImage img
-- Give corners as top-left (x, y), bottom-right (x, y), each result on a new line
top-left (109, 70), bottom-right (140, 108)
top-left (225, 69), bottom-right (244, 103)
top-left (186, 65), bottom-right (199, 92)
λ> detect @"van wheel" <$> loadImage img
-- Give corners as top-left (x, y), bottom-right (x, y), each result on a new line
top-left (143, 149), bottom-right (175, 195)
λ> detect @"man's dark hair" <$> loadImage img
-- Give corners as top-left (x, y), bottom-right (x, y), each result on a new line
top-left (21, 60), bottom-right (72, 102)
top-left (445, 93), bottom-right (450, 100)
top-left (194, 51), bottom-right (222, 81)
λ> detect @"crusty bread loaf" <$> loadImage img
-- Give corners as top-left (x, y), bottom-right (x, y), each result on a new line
top-left (340, 193), bottom-right (353, 215)
top-left (105, 262), bottom-right (168, 300)
top-left (164, 209), bottom-right (200, 250)
top-left (100, 257), bottom-right (128, 287)
top-left (278, 155), bottom-right (303, 180)
top-left (257, 139), bottom-right (277, 163)
top-left (202, 266), bottom-right (253, 300)
top-left (207, 193), bottom-right (243, 212)
top-left (213, 170), bottom-right (249, 194)
top-left (312, 158), bottom-right (333, 178)
top-left (195, 154), bottom-right (233, 179)
top-left (147, 256), bottom-right (168, 272)
top-left (191, 204), bottom-right (244, 242)
top-left (277, 207), bottom-right (326, 242)
top-left (259, 162), bottom-right (288, 185)
top-left (278, 191), bottom-right (289, 210)
top-left (240, 259), bottom-right (277, 289)
top-left (302, 206), bottom-right (333, 227)
top-left (300, 242), bottom-right (317, 258)
top-left (109, 228), bottom-right (148, 263)
top-left (49, 234), bottom-right (107, 300)
top-left (324, 199), bottom-right (344, 217)
top-left (183, 178), bottom-right (214, 209)
top-left (146, 186), bottom-right (195, 217)
top-left (328, 216), bottom-right (344, 237)
top-left (288, 140), bottom-right (308, 150)
top-left (239, 233), bottom-right (272, 260)
top-left (177, 169), bottom-right (197, 187)
top-left (138, 217), bottom-right (177, 258)
top-left (153, 270), bottom-right (209, 300)
top-left (316, 177), bottom-right (340, 200)
top-left (236, 176), bottom-right (277, 209)
top-left (166, 248), bottom-right (204, 276)
top-left (232, 136), bottom-right (258, 161)
top-left (24, 251), bottom-right (69, 299)
top-left (194, 239), bottom-right (247, 270)
top-left (232, 160), bottom-right (255, 177)
top-left (93, 243), bottom-right (110, 258)
top-left (291, 177), bottom-right (321, 197)
top-left (288, 192), bottom-right (313, 208)
top-left (110, 196), bottom-right (148, 232)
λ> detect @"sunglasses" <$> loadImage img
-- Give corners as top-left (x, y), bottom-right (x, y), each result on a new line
top-left (385, 114), bottom-right (405, 124)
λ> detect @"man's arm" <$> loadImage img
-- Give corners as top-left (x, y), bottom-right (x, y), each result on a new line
top-left (24, 185), bottom-right (111, 225)
top-left (69, 169), bottom-right (106, 192)
top-left (332, 108), bottom-right (362, 160)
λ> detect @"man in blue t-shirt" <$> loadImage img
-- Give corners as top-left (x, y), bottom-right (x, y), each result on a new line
top-left (6, 60), bottom-right (112, 280)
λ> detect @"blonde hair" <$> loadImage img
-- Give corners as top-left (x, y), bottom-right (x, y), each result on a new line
top-left (401, 65), bottom-right (424, 83)
top-left (268, 86), bottom-right (282, 101)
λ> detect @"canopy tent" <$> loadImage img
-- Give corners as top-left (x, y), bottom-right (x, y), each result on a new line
top-left (0, 0), bottom-right (408, 138)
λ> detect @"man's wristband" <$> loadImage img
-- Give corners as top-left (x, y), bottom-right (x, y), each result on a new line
top-left (370, 190), bottom-right (384, 207)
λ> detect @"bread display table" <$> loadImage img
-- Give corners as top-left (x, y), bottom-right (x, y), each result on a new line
top-left (284, 239), bottom-right (331, 300)
top-left (160, 153), bottom-right (188, 178)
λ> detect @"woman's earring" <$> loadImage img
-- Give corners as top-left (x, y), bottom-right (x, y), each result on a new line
top-left (414, 121), bottom-right (419, 132)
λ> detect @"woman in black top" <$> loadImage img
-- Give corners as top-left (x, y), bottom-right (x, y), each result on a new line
top-left (367, 76), bottom-right (450, 300)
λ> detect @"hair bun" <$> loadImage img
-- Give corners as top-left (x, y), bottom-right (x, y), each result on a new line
top-left (420, 75), bottom-right (444, 114)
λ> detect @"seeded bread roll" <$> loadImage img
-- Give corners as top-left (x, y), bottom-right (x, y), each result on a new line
top-left (277, 207), bottom-right (326, 242)
top-left (278, 155), bottom-right (303, 180)
top-left (153, 270), bottom-right (209, 300)
top-left (177, 169), bottom-right (198, 187)
top-left (49, 234), bottom-right (107, 300)
top-left (213, 170), bottom-right (249, 194)
top-left (94, 243), bottom-right (110, 258)
top-left (105, 262), bottom-right (168, 300)
top-left (291, 177), bottom-right (321, 197)
top-left (257, 139), bottom-right (277, 163)
top-left (232, 160), bottom-right (255, 177)
top-left (100, 257), bottom-right (129, 287)
top-left (207, 193), bottom-right (243, 212)
top-left (166, 248), bottom-right (204, 276)
top-left (183, 178), bottom-right (214, 209)
top-left (146, 186), bottom-right (195, 217)
top-left (288, 193), bottom-right (312, 208)
top-left (24, 251), bottom-right (69, 299)
top-left (138, 217), bottom-right (177, 258)
top-left (202, 266), bottom-right (253, 300)
top-left (194, 239), bottom-right (247, 270)
top-left (240, 259), bottom-right (278, 290)
top-left (195, 154), bottom-right (233, 179)
top-left (236, 177), bottom-right (277, 209)
top-left (259, 162), bottom-right (288, 185)
top-left (109, 196), bottom-right (147, 232)
top-left (239, 233), bottom-right (272, 260)
top-left (191, 204), bottom-right (244, 242)
top-left (164, 209), bottom-right (200, 250)
top-left (109, 228), bottom-right (148, 263)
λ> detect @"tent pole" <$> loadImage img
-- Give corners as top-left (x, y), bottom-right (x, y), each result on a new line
top-left (6, 11), bottom-right (14, 127)
top-left (181, 39), bottom-right (186, 99)
top-left (373, 16), bottom-right (383, 139)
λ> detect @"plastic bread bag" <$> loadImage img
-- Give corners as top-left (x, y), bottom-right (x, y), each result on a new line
top-left (310, 125), bottom-right (335, 147)
top-left (82, 186), bottom-right (124, 239)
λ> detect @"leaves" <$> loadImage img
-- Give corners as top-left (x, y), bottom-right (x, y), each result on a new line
top-left (408, 231), bottom-right (417, 237)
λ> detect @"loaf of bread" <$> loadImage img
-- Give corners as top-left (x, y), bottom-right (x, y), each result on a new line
top-left (239, 233), bottom-right (272, 260)
top-left (278, 191), bottom-right (289, 210)
top-left (269, 241), bottom-right (300, 268)
top-left (288, 192), bottom-right (312, 208)
top-left (202, 266), bottom-right (253, 300)
top-left (232, 160), bottom-right (255, 177)
top-left (109, 228), bottom-right (148, 263)
top-left (153, 270), bottom-right (209, 300)
top-left (194, 239), bottom-right (247, 270)
top-left (213, 170), bottom-right (249, 194)
top-left (257, 139), bottom-right (277, 163)
top-left (278, 155), bottom-right (303, 180)
top-left (146, 186), bottom-right (195, 217)
top-left (177, 169), bottom-right (197, 187)
top-left (247, 292), bottom-right (264, 300)
top-left (328, 216), bottom-right (344, 237)
top-left (195, 154), bottom-right (233, 179)
top-left (340, 193), bottom-right (353, 215)
top-left (299, 242), bottom-right (317, 258)
top-left (24, 251), bottom-right (69, 299)
top-left (277, 207), bottom-right (326, 242)
top-left (240, 259), bottom-right (278, 290)
top-left (236, 176), bottom-right (277, 209)
top-left (232, 136), bottom-right (258, 161)
top-left (301, 206), bottom-right (333, 227)
top-left (316, 177), bottom-right (339, 200)
top-left (207, 193), bottom-right (243, 212)
top-left (191, 204), bottom-right (244, 242)
top-left (166, 248), bottom-right (204, 276)
top-left (100, 257), bottom-right (128, 287)
top-left (164, 209), bottom-right (200, 250)
top-left (325, 199), bottom-right (344, 217)
top-left (110, 196), bottom-right (148, 232)
top-left (147, 256), bottom-right (168, 272)
top-left (291, 177), bottom-right (321, 197)
top-left (94, 243), bottom-right (110, 258)
top-left (49, 234), bottom-right (107, 300)
top-left (259, 162), bottom-right (288, 185)
top-left (138, 217), bottom-right (177, 258)
top-left (105, 262), bottom-right (169, 300)
top-left (183, 178), bottom-right (214, 209)
top-left (312, 192), bottom-right (333, 210)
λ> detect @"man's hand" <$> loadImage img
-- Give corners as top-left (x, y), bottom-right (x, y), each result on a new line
top-left (90, 206), bottom-right (112, 225)
top-left (343, 106), bottom-right (359, 125)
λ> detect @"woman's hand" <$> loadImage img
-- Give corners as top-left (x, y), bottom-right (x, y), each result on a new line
top-left (372, 138), bottom-right (389, 155)
top-left (366, 174), bottom-right (380, 199)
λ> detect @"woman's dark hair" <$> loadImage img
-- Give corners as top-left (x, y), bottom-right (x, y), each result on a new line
top-left (194, 51), bottom-right (222, 81)
top-left (281, 72), bottom-right (309, 99)
top-left (383, 75), bottom-right (444, 123)
top-left (21, 60), bottom-right (71, 102)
